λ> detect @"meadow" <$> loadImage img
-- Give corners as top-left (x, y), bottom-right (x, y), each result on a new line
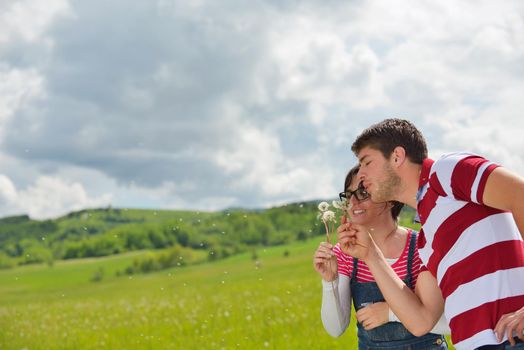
top-left (0, 237), bottom-right (454, 349)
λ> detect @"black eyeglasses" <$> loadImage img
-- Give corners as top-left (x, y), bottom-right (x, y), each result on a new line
top-left (339, 182), bottom-right (370, 202)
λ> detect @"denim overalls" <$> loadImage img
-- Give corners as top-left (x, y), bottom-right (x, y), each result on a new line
top-left (350, 231), bottom-right (448, 350)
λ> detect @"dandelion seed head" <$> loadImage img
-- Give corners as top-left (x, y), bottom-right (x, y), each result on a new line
top-left (322, 210), bottom-right (336, 223)
top-left (318, 202), bottom-right (329, 212)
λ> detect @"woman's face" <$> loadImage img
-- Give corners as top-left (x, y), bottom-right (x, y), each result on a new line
top-left (346, 176), bottom-right (389, 225)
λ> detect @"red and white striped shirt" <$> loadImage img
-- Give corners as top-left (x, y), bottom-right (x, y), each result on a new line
top-left (417, 152), bottom-right (524, 349)
top-left (333, 229), bottom-right (422, 289)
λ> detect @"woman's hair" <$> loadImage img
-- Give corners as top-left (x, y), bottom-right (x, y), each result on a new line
top-left (344, 164), bottom-right (404, 221)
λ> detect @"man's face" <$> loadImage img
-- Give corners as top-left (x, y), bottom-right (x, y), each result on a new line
top-left (356, 146), bottom-right (401, 202)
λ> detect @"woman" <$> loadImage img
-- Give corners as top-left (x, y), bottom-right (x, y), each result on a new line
top-left (313, 164), bottom-right (448, 349)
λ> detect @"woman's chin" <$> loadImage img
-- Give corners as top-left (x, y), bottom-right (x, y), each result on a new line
top-left (348, 216), bottom-right (366, 224)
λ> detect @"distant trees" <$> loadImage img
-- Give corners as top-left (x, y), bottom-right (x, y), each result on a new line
top-left (0, 204), bottom-right (419, 271)
top-left (119, 245), bottom-right (192, 275)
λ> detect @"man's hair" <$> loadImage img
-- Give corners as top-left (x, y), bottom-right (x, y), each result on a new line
top-left (344, 164), bottom-right (404, 221)
top-left (351, 118), bottom-right (428, 164)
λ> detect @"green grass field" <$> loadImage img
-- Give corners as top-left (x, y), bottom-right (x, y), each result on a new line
top-left (0, 238), bottom-right (453, 349)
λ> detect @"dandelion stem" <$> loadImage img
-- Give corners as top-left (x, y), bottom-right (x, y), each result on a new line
top-left (323, 221), bottom-right (330, 244)
top-left (322, 219), bottom-right (343, 329)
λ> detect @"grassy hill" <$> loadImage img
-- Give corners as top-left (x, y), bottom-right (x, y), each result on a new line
top-left (0, 238), bottom-right (344, 349)
top-left (0, 236), bottom-right (453, 349)
top-left (0, 203), bottom-right (453, 349)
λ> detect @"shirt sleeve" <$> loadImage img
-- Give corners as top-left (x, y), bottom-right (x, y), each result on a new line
top-left (321, 274), bottom-right (352, 337)
top-left (433, 152), bottom-right (500, 204)
top-left (333, 243), bottom-right (353, 277)
top-left (416, 232), bottom-right (429, 272)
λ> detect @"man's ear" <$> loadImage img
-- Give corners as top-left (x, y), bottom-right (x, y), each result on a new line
top-left (392, 146), bottom-right (406, 167)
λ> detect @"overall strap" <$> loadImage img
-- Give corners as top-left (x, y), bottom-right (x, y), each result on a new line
top-left (405, 230), bottom-right (418, 289)
top-left (351, 256), bottom-right (359, 281)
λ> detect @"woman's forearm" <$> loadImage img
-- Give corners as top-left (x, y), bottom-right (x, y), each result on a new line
top-left (320, 274), bottom-right (351, 337)
top-left (365, 248), bottom-right (442, 336)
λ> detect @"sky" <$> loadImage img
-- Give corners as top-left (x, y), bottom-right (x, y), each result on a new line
top-left (0, 0), bottom-right (523, 220)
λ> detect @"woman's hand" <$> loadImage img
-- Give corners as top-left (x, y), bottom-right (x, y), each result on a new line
top-left (313, 242), bottom-right (338, 282)
top-left (337, 218), bottom-right (375, 262)
top-left (356, 302), bottom-right (389, 330)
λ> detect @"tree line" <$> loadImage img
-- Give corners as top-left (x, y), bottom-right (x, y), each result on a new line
top-left (0, 203), bottom-right (326, 268)
top-left (0, 203), bottom-right (418, 271)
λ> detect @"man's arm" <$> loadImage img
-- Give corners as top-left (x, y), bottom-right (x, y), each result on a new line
top-left (483, 167), bottom-right (524, 345)
top-left (483, 167), bottom-right (524, 239)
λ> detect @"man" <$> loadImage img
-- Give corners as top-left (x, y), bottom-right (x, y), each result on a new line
top-left (338, 118), bottom-right (524, 349)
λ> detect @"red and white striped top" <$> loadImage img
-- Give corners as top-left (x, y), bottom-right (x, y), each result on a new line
top-left (417, 152), bottom-right (524, 349)
top-left (333, 229), bottom-right (422, 289)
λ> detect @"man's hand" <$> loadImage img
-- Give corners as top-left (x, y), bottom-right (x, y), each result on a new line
top-left (495, 306), bottom-right (524, 345)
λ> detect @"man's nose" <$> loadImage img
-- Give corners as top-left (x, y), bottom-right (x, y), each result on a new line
top-left (356, 168), bottom-right (366, 180)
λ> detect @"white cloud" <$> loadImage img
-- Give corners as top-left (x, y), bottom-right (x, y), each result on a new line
top-left (213, 117), bottom-right (337, 203)
top-left (0, 67), bottom-right (44, 136)
top-left (0, 174), bottom-right (112, 219)
top-left (0, 0), bottom-right (523, 217)
top-left (427, 86), bottom-right (524, 174)
top-left (0, 0), bottom-right (70, 44)
top-left (267, 13), bottom-right (387, 117)
top-left (0, 175), bottom-right (17, 203)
